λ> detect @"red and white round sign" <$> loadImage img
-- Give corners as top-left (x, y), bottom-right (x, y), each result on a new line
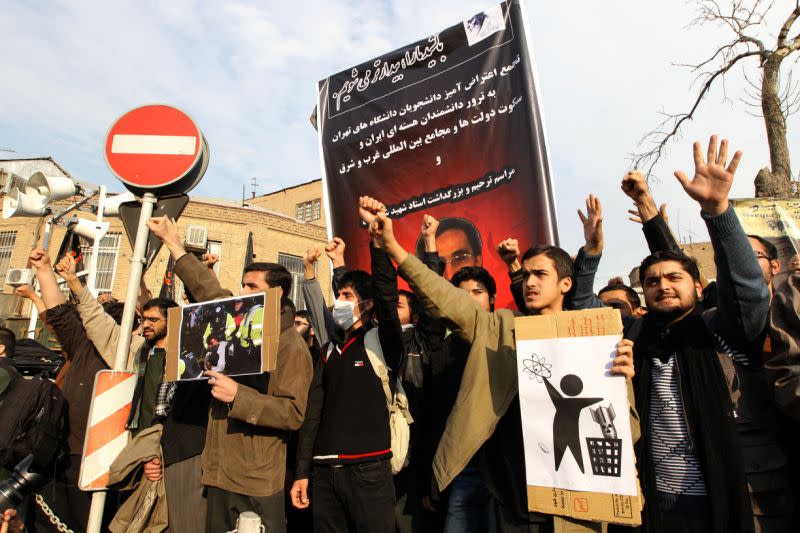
top-left (104, 104), bottom-right (207, 193)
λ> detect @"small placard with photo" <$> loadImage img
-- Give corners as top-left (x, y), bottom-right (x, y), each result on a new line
top-left (164, 288), bottom-right (281, 381)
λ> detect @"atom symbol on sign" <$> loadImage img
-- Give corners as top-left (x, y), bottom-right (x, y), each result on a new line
top-left (522, 353), bottom-right (552, 383)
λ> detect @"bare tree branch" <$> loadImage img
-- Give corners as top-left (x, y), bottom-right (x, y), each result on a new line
top-left (777, 6), bottom-right (800, 46)
top-left (631, 49), bottom-right (760, 176)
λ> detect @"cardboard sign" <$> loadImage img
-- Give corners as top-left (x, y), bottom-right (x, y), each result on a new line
top-left (515, 308), bottom-right (643, 526)
top-left (732, 197), bottom-right (800, 287)
top-left (164, 288), bottom-right (281, 380)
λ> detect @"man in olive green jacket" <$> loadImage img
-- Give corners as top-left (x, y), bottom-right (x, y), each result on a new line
top-left (148, 216), bottom-right (313, 533)
top-left (360, 197), bottom-right (639, 533)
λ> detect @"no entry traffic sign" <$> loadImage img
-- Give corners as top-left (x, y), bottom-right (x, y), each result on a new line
top-left (104, 104), bottom-right (209, 195)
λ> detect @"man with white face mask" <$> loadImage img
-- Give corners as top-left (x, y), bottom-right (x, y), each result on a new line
top-left (291, 199), bottom-right (405, 533)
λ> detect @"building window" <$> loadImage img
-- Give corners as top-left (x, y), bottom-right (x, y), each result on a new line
top-left (81, 233), bottom-right (121, 292)
top-left (295, 199), bottom-right (322, 223)
top-left (278, 253), bottom-right (308, 309)
top-left (0, 231), bottom-right (17, 285)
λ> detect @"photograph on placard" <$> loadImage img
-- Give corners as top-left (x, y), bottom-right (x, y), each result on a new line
top-left (173, 293), bottom-right (266, 380)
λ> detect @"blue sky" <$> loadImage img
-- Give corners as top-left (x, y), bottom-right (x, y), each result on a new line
top-left (2, 0), bottom-right (799, 283)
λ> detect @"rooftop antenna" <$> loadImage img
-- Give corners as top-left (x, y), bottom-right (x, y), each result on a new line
top-left (242, 183), bottom-right (249, 208)
top-left (250, 177), bottom-right (259, 199)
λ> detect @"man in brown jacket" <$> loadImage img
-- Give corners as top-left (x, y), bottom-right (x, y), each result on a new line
top-left (147, 216), bottom-right (313, 533)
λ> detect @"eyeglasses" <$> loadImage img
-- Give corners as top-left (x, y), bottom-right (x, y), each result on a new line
top-left (142, 316), bottom-right (164, 324)
top-left (441, 251), bottom-right (473, 266)
top-left (294, 320), bottom-right (309, 327)
top-left (754, 252), bottom-right (773, 261)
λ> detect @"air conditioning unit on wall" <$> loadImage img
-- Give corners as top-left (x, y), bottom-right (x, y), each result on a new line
top-left (184, 225), bottom-right (208, 253)
top-left (6, 268), bottom-right (34, 287)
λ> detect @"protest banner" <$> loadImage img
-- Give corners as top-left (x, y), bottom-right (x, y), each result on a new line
top-left (164, 288), bottom-right (281, 381)
top-left (732, 197), bottom-right (800, 286)
top-left (317, 0), bottom-right (557, 308)
top-left (515, 308), bottom-right (642, 525)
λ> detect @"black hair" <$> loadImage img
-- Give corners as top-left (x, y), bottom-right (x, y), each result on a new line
top-left (295, 309), bottom-right (310, 320)
top-left (598, 283), bottom-right (641, 310)
top-left (284, 297), bottom-right (296, 315)
top-left (451, 266), bottom-right (497, 297)
top-left (337, 270), bottom-right (375, 303)
top-left (522, 245), bottom-right (574, 280)
top-left (747, 234), bottom-right (779, 261)
top-left (142, 297), bottom-right (179, 318)
top-left (243, 262), bottom-right (293, 304)
top-left (639, 251), bottom-right (701, 284)
top-left (451, 266), bottom-right (497, 311)
top-left (398, 289), bottom-right (420, 319)
top-left (414, 217), bottom-right (483, 258)
top-left (0, 327), bottom-right (15, 358)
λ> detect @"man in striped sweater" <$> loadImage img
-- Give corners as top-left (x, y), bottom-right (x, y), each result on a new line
top-left (629, 136), bottom-right (772, 532)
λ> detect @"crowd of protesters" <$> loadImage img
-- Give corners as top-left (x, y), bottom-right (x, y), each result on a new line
top-left (1, 135), bottom-right (799, 533)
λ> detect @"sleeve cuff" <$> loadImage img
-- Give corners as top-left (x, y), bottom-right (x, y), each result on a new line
top-left (701, 204), bottom-right (740, 236)
top-left (44, 303), bottom-right (70, 322)
top-left (229, 383), bottom-right (261, 425)
top-left (509, 269), bottom-right (525, 283)
top-left (642, 213), bottom-right (665, 231)
top-left (575, 247), bottom-right (602, 270)
top-left (295, 464), bottom-right (311, 479)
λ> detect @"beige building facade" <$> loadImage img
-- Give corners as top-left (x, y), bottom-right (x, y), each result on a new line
top-left (0, 159), bottom-right (333, 341)
top-left (247, 178), bottom-right (326, 228)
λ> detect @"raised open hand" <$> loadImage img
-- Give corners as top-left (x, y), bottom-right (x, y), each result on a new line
top-left (577, 194), bottom-right (603, 255)
top-left (674, 135), bottom-right (741, 216)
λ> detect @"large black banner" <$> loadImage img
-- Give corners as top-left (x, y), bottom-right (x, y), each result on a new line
top-left (318, 0), bottom-right (557, 308)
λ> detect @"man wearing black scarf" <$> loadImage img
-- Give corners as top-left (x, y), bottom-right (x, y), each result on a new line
top-left (628, 136), bottom-right (768, 533)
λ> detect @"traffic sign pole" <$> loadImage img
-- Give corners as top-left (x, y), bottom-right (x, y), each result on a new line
top-left (85, 104), bottom-right (209, 533)
top-left (86, 192), bottom-right (157, 533)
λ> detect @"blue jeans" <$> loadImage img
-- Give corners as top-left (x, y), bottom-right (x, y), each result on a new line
top-left (444, 467), bottom-right (497, 533)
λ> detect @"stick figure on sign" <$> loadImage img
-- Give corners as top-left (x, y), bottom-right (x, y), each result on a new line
top-left (543, 374), bottom-right (602, 473)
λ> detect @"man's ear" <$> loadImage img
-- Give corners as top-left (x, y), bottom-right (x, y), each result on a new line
top-left (476, 255), bottom-right (483, 267)
top-left (695, 281), bottom-right (703, 299)
top-left (559, 276), bottom-right (573, 295)
top-left (771, 259), bottom-right (781, 276)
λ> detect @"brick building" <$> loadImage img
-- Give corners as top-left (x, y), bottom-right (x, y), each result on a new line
top-left (0, 158), bottom-right (332, 340)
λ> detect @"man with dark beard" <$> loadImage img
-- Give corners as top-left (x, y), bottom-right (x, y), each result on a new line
top-left (628, 136), bottom-right (777, 532)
